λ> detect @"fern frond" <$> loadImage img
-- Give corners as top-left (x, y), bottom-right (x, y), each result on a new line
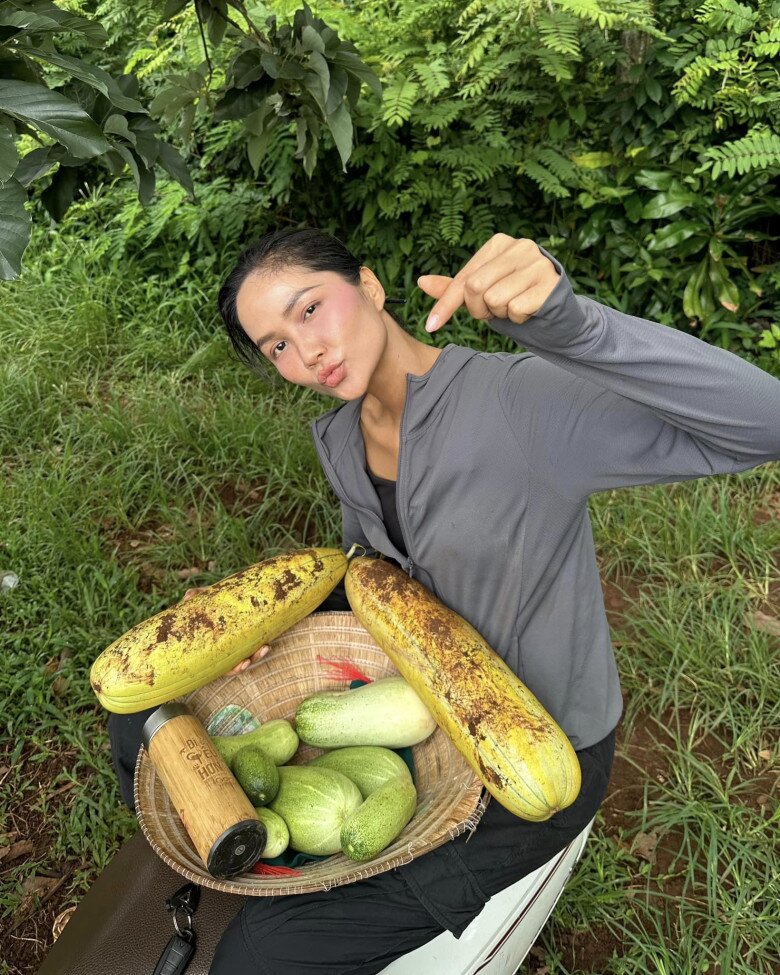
top-left (458, 51), bottom-right (520, 98)
top-left (520, 159), bottom-right (570, 198)
top-left (533, 46), bottom-right (575, 82)
top-left (699, 126), bottom-right (780, 178)
top-left (753, 26), bottom-right (780, 58)
top-left (492, 89), bottom-right (537, 107)
top-left (694, 0), bottom-right (759, 35)
top-left (439, 194), bottom-right (465, 245)
top-left (535, 148), bottom-right (578, 184)
top-left (416, 100), bottom-right (462, 130)
top-left (413, 58), bottom-right (450, 98)
top-left (538, 13), bottom-right (581, 58)
top-left (382, 76), bottom-right (420, 128)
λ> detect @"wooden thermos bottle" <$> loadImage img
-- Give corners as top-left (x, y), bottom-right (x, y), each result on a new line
top-left (141, 702), bottom-right (266, 879)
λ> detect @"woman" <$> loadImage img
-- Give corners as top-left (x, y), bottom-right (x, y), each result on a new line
top-left (109, 228), bottom-right (780, 974)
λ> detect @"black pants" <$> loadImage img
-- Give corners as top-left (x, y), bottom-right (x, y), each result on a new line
top-left (108, 706), bottom-right (615, 975)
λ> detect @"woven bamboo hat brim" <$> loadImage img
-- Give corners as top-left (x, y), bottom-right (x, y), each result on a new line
top-left (134, 611), bottom-right (487, 896)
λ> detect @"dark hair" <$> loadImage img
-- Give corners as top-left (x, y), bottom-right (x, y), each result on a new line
top-left (217, 226), bottom-right (406, 380)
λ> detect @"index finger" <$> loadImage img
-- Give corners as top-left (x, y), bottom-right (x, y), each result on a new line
top-left (425, 234), bottom-right (510, 332)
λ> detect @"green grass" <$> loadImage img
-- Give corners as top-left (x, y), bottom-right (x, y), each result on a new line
top-left (0, 239), bottom-right (778, 974)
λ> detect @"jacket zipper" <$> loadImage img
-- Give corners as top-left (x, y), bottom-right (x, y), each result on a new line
top-left (397, 374), bottom-right (417, 580)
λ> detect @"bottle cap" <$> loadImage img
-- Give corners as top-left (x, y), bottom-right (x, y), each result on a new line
top-left (208, 819), bottom-right (267, 878)
top-left (141, 701), bottom-right (193, 750)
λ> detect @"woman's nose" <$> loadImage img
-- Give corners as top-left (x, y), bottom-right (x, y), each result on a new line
top-left (301, 337), bottom-right (326, 368)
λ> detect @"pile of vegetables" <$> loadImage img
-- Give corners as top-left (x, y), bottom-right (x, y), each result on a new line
top-left (210, 679), bottom-right (434, 862)
top-left (91, 546), bottom-right (582, 825)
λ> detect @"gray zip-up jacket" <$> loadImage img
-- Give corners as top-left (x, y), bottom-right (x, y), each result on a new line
top-left (310, 250), bottom-right (780, 750)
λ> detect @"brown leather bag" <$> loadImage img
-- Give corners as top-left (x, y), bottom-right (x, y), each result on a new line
top-left (36, 829), bottom-right (243, 975)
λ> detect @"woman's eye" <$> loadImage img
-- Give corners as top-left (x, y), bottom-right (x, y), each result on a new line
top-left (270, 303), bottom-right (318, 360)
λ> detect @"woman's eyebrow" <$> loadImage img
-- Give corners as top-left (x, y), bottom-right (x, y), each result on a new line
top-left (282, 285), bottom-right (320, 319)
top-left (254, 285), bottom-right (321, 349)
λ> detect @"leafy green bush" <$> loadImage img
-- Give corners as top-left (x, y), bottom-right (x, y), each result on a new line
top-left (11, 0), bottom-right (780, 374)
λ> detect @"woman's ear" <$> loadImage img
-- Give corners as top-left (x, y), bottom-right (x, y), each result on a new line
top-left (358, 265), bottom-right (386, 311)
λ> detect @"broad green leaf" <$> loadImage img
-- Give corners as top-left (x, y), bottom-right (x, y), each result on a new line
top-left (325, 65), bottom-right (348, 116)
top-left (137, 157), bottom-right (155, 205)
top-left (0, 10), bottom-right (61, 33)
top-left (0, 54), bottom-right (39, 83)
top-left (325, 101), bottom-right (352, 172)
top-left (13, 144), bottom-right (71, 186)
top-left (163, 0), bottom-right (189, 18)
top-left (320, 26), bottom-right (341, 56)
top-left (303, 52), bottom-right (330, 114)
top-left (0, 1), bottom-right (106, 43)
top-left (150, 86), bottom-right (197, 121)
top-left (247, 127), bottom-right (275, 175)
top-left (245, 100), bottom-right (275, 136)
top-left (682, 259), bottom-right (707, 319)
top-left (0, 80), bottom-right (109, 159)
top-left (126, 116), bottom-right (162, 165)
top-left (41, 164), bottom-right (78, 222)
top-left (623, 193), bottom-right (644, 223)
top-left (277, 59), bottom-right (307, 81)
top-left (260, 53), bottom-right (281, 79)
top-left (708, 259), bottom-right (740, 312)
top-left (155, 141), bottom-right (194, 197)
top-left (571, 152), bottom-right (615, 169)
top-left (231, 51), bottom-right (266, 90)
top-left (641, 190), bottom-right (699, 220)
top-left (301, 25), bottom-right (325, 54)
top-left (104, 114), bottom-right (136, 145)
top-left (634, 170), bottom-right (674, 191)
top-left (205, 1), bottom-right (226, 48)
top-left (647, 220), bottom-right (703, 251)
top-left (22, 48), bottom-right (146, 114)
top-left (645, 76), bottom-right (662, 104)
top-left (331, 51), bottom-right (382, 97)
top-left (709, 238), bottom-right (724, 261)
top-left (13, 145), bottom-right (52, 186)
top-left (113, 143), bottom-right (139, 185)
top-left (213, 79), bottom-right (273, 122)
top-left (0, 122), bottom-right (18, 181)
top-left (0, 176), bottom-right (31, 279)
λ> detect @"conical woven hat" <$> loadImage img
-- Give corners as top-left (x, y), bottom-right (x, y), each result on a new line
top-left (134, 611), bottom-right (486, 896)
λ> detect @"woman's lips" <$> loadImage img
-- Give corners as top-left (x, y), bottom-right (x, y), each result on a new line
top-left (322, 362), bottom-right (346, 387)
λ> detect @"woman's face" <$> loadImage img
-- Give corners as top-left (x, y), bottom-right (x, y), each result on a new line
top-left (236, 265), bottom-right (386, 401)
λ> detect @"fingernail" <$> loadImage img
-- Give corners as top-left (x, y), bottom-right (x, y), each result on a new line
top-left (260, 647), bottom-right (269, 657)
top-left (241, 661), bottom-right (249, 670)
top-left (425, 314), bottom-right (439, 332)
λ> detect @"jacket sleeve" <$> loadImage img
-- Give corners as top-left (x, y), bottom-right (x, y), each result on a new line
top-left (492, 250), bottom-right (780, 503)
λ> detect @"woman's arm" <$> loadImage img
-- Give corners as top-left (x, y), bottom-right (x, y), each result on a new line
top-left (493, 250), bottom-right (780, 501)
top-left (420, 234), bottom-right (780, 502)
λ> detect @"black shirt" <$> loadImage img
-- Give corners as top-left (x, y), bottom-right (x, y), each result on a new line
top-left (365, 468), bottom-right (407, 558)
top-left (316, 467), bottom-right (407, 612)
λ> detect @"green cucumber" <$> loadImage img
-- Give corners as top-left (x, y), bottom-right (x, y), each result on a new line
top-left (295, 677), bottom-right (436, 748)
top-left (253, 807), bottom-right (290, 858)
top-left (268, 765), bottom-right (363, 856)
top-left (308, 746), bottom-right (412, 798)
top-left (231, 745), bottom-right (280, 806)
top-left (210, 718), bottom-right (299, 766)
top-left (340, 776), bottom-right (417, 862)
